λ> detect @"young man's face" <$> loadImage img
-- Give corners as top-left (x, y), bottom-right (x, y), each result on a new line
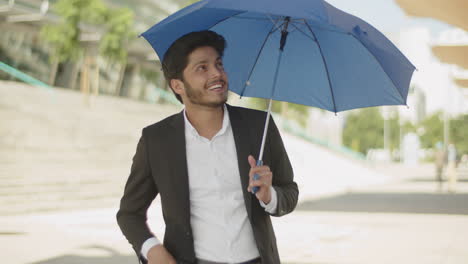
top-left (172, 46), bottom-right (228, 108)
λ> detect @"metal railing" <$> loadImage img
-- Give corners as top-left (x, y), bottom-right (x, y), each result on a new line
top-left (0, 61), bottom-right (51, 89)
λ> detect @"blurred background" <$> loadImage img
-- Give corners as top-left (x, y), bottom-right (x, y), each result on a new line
top-left (1, 0), bottom-right (467, 263)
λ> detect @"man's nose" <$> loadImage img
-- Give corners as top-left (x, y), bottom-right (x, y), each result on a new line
top-left (209, 65), bottom-right (223, 77)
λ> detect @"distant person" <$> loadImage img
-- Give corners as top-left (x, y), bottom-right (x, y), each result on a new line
top-left (434, 142), bottom-right (445, 192)
top-left (446, 143), bottom-right (458, 193)
top-left (461, 154), bottom-right (468, 168)
top-left (116, 31), bottom-right (298, 264)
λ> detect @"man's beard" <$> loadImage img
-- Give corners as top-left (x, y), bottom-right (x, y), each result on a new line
top-left (183, 80), bottom-right (228, 107)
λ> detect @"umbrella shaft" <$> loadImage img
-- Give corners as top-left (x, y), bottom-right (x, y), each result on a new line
top-left (258, 33), bottom-right (287, 162)
top-left (280, 16), bottom-right (290, 51)
top-left (258, 98), bottom-right (273, 162)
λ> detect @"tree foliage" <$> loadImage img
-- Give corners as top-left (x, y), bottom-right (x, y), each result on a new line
top-left (418, 111), bottom-right (444, 149)
top-left (246, 98), bottom-right (309, 127)
top-left (418, 112), bottom-right (468, 156)
top-left (342, 108), bottom-right (467, 157)
top-left (184, 0), bottom-right (199, 6)
top-left (343, 107), bottom-right (384, 154)
top-left (450, 114), bottom-right (468, 156)
top-left (100, 7), bottom-right (135, 63)
top-left (40, 0), bottom-right (134, 63)
top-left (40, 0), bottom-right (107, 62)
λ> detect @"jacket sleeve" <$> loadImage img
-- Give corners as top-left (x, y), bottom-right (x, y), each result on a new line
top-left (267, 117), bottom-right (298, 217)
top-left (116, 129), bottom-right (158, 262)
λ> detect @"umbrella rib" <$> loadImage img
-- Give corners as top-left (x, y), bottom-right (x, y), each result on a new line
top-left (349, 35), bottom-right (407, 104)
top-left (208, 10), bottom-right (247, 30)
top-left (209, 12), bottom-right (281, 33)
top-left (238, 22), bottom-right (282, 97)
top-left (266, 14), bottom-right (284, 28)
top-left (231, 16), bottom-right (277, 21)
top-left (269, 18), bottom-right (286, 34)
top-left (305, 21), bottom-right (338, 114)
top-left (300, 19), bottom-right (348, 36)
top-left (290, 22), bottom-right (317, 43)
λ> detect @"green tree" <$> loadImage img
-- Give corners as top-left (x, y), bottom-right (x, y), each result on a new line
top-left (450, 114), bottom-right (468, 156)
top-left (40, 0), bottom-right (136, 95)
top-left (387, 112), bottom-right (401, 152)
top-left (343, 107), bottom-right (384, 154)
top-left (40, 0), bottom-right (107, 63)
top-left (402, 120), bottom-right (417, 134)
top-left (184, 0), bottom-right (199, 6)
top-left (418, 111), bottom-right (444, 149)
top-left (246, 98), bottom-right (309, 127)
top-left (415, 112), bottom-right (466, 157)
top-left (99, 7), bottom-right (135, 63)
top-left (40, 0), bottom-right (108, 88)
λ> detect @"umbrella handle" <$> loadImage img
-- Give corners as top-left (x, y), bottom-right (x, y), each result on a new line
top-left (253, 99), bottom-right (272, 194)
top-left (252, 160), bottom-right (263, 194)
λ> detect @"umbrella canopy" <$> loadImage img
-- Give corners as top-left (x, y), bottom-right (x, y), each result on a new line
top-left (141, 0), bottom-right (416, 194)
top-left (141, 0), bottom-right (415, 113)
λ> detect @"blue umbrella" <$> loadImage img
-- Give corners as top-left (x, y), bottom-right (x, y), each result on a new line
top-left (141, 0), bottom-right (415, 193)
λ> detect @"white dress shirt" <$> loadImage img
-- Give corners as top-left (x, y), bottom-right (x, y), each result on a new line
top-left (141, 105), bottom-right (278, 262)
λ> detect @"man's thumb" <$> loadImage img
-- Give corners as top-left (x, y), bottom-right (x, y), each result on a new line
top-left (248, 155), bottom-right (257, 168)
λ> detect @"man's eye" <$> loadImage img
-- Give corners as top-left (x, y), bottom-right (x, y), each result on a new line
top-left (197, 65), bottom-right (207, 71)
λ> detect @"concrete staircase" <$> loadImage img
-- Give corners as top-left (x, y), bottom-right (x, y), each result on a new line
top-left (0, 81), bottom-right (180, 215)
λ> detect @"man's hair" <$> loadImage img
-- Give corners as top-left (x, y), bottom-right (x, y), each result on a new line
top-left (162, 30), bottom-right (227, 103)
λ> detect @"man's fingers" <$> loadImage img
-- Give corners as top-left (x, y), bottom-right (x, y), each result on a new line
top-left (250, 180), bottom-right (264, 187)
top-left (250, 170), bottom-right (272, 180)
top-left (248, 158), bottom-right (271, 194)
top-left (249, 166), bottom-right (271, 178)
top-left (248, 155), bottom-right (256, 168)
top-left (249, 172), bottom-right (272, 188)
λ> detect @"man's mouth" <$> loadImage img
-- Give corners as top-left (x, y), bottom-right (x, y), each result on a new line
top-left (207, 81), bottom-right (225, 91)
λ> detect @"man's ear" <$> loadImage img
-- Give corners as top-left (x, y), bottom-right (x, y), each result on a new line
top-left (170, 79), bottom-right (184, 95)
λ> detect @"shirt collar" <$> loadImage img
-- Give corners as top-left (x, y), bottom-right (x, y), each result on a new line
top-left (183, 104), bottom-right (230, 140)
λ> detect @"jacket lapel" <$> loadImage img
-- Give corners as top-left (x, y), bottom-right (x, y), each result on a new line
top-left (227, 105), bottom-right (253, 218)
top-left (169, 111), bottom-right (192, 225)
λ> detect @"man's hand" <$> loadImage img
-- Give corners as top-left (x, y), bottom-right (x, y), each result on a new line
top-left (147, 244), bottom-right (176, 264)
top-left (247, 155), bottom-right (272, 204)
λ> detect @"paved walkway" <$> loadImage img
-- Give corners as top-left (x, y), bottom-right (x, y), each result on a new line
top-left (276, 168), bottom-right (468, 264)
top-left (2, 81), bottom-right (468, 263)
top-left (2, 167), bottom-right (467, 264)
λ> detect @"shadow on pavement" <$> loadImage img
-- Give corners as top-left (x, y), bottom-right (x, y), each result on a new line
top-left (29, 245), bottom-right (137, 264)
top-left (0, 231), bottom-right (27, 236)
top-left (30, 255), bottom-right (136, 264)
top-left (297, 192), bottom-right (468, 215)
top-left (409, 178), bottom-right (468, 183)
top-left (28, 245), bottom-right (335, 264)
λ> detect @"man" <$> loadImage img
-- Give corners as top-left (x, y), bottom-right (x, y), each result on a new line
top-left (447, 143), bottom-right (458, 193)
top-left (434, 142), bottom-right (445, 192)
top-left (117, 30), bottom-right (298, 264)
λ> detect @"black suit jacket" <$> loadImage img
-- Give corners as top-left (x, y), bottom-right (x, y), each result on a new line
top-left (117, 104), bottom-right (298, 264)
